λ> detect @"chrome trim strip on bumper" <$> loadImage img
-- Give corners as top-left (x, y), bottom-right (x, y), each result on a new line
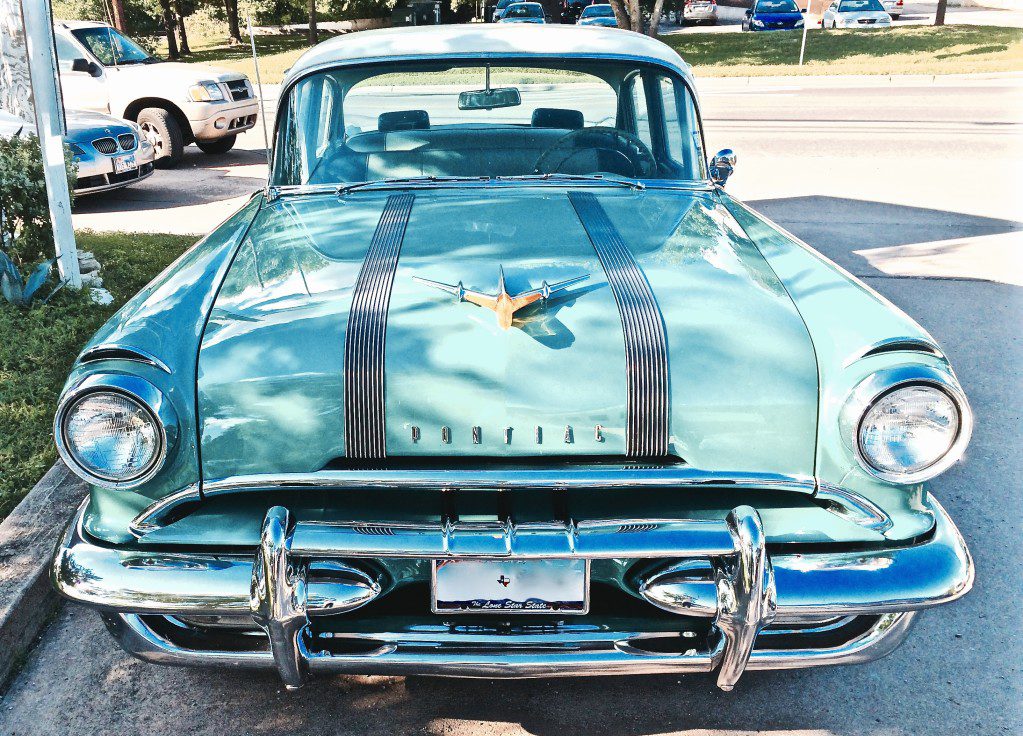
top-left (55, 496), bottom-right (971, 689)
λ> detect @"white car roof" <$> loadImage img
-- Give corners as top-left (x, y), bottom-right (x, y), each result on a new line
top-left (283, 25), bottom-right (693, 88)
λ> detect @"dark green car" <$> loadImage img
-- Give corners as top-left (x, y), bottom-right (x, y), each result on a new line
top-left (52, 25), bottom-right (973, 691)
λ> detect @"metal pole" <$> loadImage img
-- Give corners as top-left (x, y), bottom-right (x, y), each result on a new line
top-left (798, 11), bottom-right (810, 65)
top-left (20, 0), bottom-right (80, 288)
top-left (247, 15), bottom-right (271, 162)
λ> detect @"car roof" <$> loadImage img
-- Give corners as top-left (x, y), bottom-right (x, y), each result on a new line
top-left (54, 19), bottom-right (111, 30)
top-left (283, 25), bottom-right (693, 88)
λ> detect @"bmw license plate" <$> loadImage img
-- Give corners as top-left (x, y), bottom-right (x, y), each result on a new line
top-left (113, 153), bottom-right (137, 174)
top-left (432, 559), bottom-right (589, 614)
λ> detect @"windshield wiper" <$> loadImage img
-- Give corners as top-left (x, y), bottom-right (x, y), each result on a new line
top-left (497, 173), bottom-right (645, 190)
top-left (337, 175), bottom-right (491, 196)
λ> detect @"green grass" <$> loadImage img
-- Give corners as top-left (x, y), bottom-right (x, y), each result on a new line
top-left (667, 24), bottom-right (1023, 76)
top-left (163, 25), bottom-right (1023, 82)
top-left (0, 232), bottom-right (194, 522)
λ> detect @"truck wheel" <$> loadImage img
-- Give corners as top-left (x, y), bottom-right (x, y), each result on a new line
top-left (138, 107), bottom-right (184, 169)
top-left (196, 135), bottom-right (237, 155)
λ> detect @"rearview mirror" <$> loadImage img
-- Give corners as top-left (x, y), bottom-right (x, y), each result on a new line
top-left (458, 87), bottom-right (521, 111)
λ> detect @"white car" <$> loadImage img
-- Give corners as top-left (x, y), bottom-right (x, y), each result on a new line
top-left (683, 0), bottom-right (719, 25)
top-left (0, 109), bottom-right (155, 196)
top-left (880, 0), bottom-right (903, 18)
top-left (53, 20), bottom-right (260, 168)
top-left (822, 0), bottom-right (893, 27)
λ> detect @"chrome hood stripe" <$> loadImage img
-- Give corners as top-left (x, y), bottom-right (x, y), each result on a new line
top-left (570, 191), bottom-right (669, 457)
top-left (343, 193), bottom-right (416, 458)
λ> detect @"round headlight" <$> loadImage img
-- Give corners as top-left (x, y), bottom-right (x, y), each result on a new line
top-left (61, 391), bottom-right (163, 484)
top-left (858, 384), bottom-right (962, 481)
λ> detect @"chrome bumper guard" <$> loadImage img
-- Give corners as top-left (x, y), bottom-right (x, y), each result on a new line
top-left (53, 497), bottom-right (973, 690)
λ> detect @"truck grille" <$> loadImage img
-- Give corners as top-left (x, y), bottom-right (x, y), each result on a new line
top-left (225, 79), bottom-right (251, 101)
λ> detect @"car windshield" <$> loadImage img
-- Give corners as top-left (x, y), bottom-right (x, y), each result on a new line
top-left (506, 4), bottom-right (544, 17)
top-left (274, 59), bottom-right (707, 188)
top-left (496, 0), bottom-right (515, 8)
top-left (755, 0), bottom-right (800, 12)
top-left (71, 27), bottom-right (157, 66)
top-left (582, 5), bottom-right (614, 16)
top-left (839, 0), bottom-right (884, 9)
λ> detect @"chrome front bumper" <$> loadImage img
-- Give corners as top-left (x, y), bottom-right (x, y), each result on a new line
top-left (53, 495), bottom-right (972, 690)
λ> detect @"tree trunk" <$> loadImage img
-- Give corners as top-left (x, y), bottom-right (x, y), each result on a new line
top-left (308, 0), bottom-right (318, 45)
top-left (174, 1), bottom-right (190, 54)
top-left (110, 0), bottom-right (127, 31)
top-left (934, 0), bottom-right (946, 25)
top-left (607, 0), bottom-right (631, 29)
top-left (627, 0), bottom-right (642, 31)
top-left (647, 0), bottom-right (666, 35)
top-left (159, 0), bottom-right (179, 59)
top-left (224, 0), bottom-right (243, 44)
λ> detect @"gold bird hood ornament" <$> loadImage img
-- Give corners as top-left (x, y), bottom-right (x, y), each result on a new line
top-left (413, 267), bottom-right (588, 330)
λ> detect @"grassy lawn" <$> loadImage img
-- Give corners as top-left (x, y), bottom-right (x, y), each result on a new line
top-left (0, 232), bottom-right (193, 521)
top-left (163, 24), bottom-right (1023, 82)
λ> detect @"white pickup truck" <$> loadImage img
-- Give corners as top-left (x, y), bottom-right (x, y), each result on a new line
top-left (54, 20), bottom-right (260, 168)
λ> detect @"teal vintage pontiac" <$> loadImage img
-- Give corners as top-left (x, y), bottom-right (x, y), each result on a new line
top-left (51, 25), bottom-right (973, 690)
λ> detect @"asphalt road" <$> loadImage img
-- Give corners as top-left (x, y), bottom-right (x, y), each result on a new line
top-left (3, 75), bottom-right (1021, 735)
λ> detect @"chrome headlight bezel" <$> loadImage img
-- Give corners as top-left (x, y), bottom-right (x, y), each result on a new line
top-left (54, 374), bottom-right (175, 490)
top-left (842, 365), bottom-right (973, 485)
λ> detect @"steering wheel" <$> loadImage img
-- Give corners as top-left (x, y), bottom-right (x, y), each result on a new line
top-left (533, 126), bottom-right (658, 179)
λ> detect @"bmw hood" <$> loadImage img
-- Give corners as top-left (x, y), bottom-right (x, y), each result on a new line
top-left (197, 188), bottom-right (818, 480)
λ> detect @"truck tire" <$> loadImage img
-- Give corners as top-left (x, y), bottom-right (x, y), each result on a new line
top-left (138, 107), bottom-right (184, 169)
top-left (196, 135), bottom-right (237, 155)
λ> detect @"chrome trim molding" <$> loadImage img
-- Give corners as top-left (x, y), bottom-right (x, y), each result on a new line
top-left (343, 192), bottom-right (415, 459)
top-left (128, 468), bottom-right (817, 533)
top-left (78, 344), bottom-right (172, 374)
top-left (570, 191), bottom-right (670, 457)
top-left (840, 365), bottom-right (974, 485)
top-left (843, 337), bottom-right (944, 368)
top-left (57, 495), bottom-right (972, 689)
top-left (814, 483), bottom-right (893, 532)
top-left (53, 373), bottom-right (177, 490)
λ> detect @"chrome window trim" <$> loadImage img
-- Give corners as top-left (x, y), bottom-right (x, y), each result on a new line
top-left (841, 365), bottom-right (974, 485)
top-left (269, 51), bottom-right (713, 190)
top-left (53, 373), bottom-right (176, 490)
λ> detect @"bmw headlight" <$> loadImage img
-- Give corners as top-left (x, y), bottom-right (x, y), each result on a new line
top-left (188, 81), bottom-right (225, 102)
top-left (55, 375), bottom-right (174, 488)
top-left (845, 368), bottom-right (972, 484)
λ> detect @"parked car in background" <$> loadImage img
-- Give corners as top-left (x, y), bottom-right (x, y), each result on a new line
top-left (0, 109), bottom-right (154, 196)
top-left (53, 20), bottom-right (259, 168)
top-left (880, 0), bottom-right (903, 18)
top-left (52, 24), bottom-right (974, 693)
top-left (742, 0), bottom-right (805, 30)
top-left (561, 0), bottom-right (599, 22)
top-left (822, 0), bottom-right (892, 27)
top-left (577, 3), bottom-right (618, 25)
top-left (491, 0), bottom-right (516, 21)
top-left (682, 0), bottom-right (719, 25)
top-left (499, 2), bottom-right (547, 22)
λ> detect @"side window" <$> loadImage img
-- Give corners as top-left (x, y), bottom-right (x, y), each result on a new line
top-left (627, 75), bottom-right (652, 149)
top-left (55, 35), bottom-right (82, 73)
top-left (659, 76), bottom-right (684, 162)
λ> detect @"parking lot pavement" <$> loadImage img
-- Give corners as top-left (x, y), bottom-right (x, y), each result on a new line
top-left (4, 76), bottom-right (1020, 735)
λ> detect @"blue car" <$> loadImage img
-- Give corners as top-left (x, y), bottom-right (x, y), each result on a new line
top-left (498, 1), bottom-right (547, 22)
top-left (742, 0), bottom-right (805, 31)
top-left (578, 3), bottom-right (618, 25)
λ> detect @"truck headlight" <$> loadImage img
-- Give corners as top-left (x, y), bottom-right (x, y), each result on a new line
top-left (188, 81), bottom-right (225, 102)
top-left (55, 375), bottom-right (174, 488)
top-left (845, 367), bottom-right (972, 484)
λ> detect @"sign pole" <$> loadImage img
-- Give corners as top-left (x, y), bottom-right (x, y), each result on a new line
top-left (798, 12), bottom-right (810, 65)
top-left (19, 0), bottom-right (80, 287)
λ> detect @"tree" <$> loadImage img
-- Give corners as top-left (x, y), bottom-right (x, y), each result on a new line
top-left (607, 0), bottom-right (666, 35)
top-left (934, 0), bottom-right (947, 25)
top-left (223, 0), bottom-right (243, 44)
top-left (110, 0), bottom-right (127, 30)
top-left (308, 0), bottom-right (318, 45)
top-left (174, 0), bottom-right (190, 54)
top-left (158, 0), bottom-right (180, 59)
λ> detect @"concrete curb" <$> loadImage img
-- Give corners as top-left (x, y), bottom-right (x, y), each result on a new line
top-left (0, 462), bottom-right (86, 689)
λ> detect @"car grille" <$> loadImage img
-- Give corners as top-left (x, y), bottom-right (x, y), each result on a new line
top-left (225, 79), bottom-right (251, 102)
top-left (117, 133), bottom-right (137, 151)
top-left (858, 17), bottom-right (876, 22)
top-left (92, 137), bottom-right (117, 154)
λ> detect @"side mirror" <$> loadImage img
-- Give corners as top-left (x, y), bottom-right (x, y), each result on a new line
top-left (71, 58), bottom-right (100, 77)
top-left (709, 149), bottom-right (737, 187)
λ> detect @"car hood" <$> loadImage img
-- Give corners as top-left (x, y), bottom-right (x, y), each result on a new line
top-left (580, 17), bottom-right (618, 25)
top-left (197, 188), bottom-right (818, 480)
top-left (64, 109), bottom-right (134, 136)
top-left (753, 12), bottom-right (802, 21)
top-left (106, 60), bottom-right (248, 85)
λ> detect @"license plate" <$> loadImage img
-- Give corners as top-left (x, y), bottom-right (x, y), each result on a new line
top-left (432, 559), bottom-right (589, 614)
top-left (113, 153), bottom-right (137, 174)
